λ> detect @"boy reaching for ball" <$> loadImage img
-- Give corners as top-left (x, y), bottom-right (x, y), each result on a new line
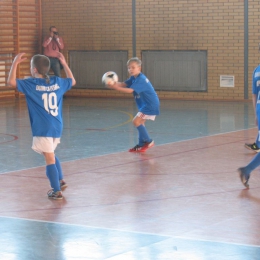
top-left (7, 52), bottom-right (76, 199)
top-left (106, 57), bottom-right (160, 152)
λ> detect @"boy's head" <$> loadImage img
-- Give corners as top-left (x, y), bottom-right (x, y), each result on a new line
top-left (30, 55), bottom-right (50, 79)
top-left (127, 57), bottom-right (142, 77)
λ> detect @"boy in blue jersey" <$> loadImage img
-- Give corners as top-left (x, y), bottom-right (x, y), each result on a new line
top-left (238, 64), bottom-right (260, 188)
top-left (7, 52), bottom-right (76, 199)
top-left (106, 57), bottom-right (160, 152)
top-left (244, 65), bottom-right (260, 153)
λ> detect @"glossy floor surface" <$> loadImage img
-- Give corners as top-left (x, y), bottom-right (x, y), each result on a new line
top-left (0, 97), bottom-right (260, 260)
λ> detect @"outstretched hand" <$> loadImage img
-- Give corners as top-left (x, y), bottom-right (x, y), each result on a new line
top-left (56, 52), bottom-right (66, 66)
top-left (7, 53), bottom-right (27, 88)
top-left (55, 51), bottom-right (76, 86)
top-left (105, 81), bottom-right (117, 89)
top-left (13, 53), bottom-right (27, 65)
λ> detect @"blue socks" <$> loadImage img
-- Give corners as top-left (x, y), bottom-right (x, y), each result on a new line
top-left (137, 125), bottom-right (152, 146)
top-left (256, 132), bottom-right (260, 148)
top-left (46, 164), bottom-right (60, 192)
top-left (55, 156), bottom-right (63, 181)
top-left (243, 152), bottom-right (260, 176)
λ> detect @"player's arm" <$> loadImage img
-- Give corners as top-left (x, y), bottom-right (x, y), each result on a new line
top-left (252, 93), bottom-right (257, 125)
top-left (107, 82), bottom-right (134, 94)
top-left (252, 93), bottom-right (257, 109)
top-left (7, 53), bottom-right (27, 88)
top-left (56, 52), bottom-right (76, 86)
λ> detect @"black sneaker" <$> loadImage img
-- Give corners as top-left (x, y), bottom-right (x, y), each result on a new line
top-left (129, 144), bottom-right (144, 152)
top-left (238, 167), bottom-right (250, 188)
top-left (47, 190), bottom-right (63, 200)
top-left (244, 142), bottom-right (260, 153)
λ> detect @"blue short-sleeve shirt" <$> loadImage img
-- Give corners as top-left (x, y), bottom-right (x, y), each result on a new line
top-left (124, 73), bottom-right (160, 115)
top-left (17, 76), bottom-right (72, 137)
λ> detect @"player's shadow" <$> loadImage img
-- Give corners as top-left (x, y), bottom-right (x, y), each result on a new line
top-left (239, 189), bottom-right (260, 204)
top-left (48, 196), bottom-right (68, 207)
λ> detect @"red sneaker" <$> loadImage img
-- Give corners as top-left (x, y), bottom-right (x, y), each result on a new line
top-left (129, 140), bottom-right (155, 152)
top-left (139, 140), bottom-right (154, 152)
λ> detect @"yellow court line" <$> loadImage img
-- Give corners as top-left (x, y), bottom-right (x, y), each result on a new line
top-left (66, 109), bottom-right (134, 135)
top-left (102, 110), bottom-right (133, 130)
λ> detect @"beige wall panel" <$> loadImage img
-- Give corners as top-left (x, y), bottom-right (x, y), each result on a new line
top-left (38, 0), bottom-right (260, 101)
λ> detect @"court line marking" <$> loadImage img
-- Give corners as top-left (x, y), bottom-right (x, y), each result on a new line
top-left (63, 109), bottom-right (133, 134)
top-left (15, 134), bottom-right (259, 176)
top-left (1, 186), bottom-right (259, 217)
top-left (0, 215), bottom-right (259, 249)
top-left (0, 127), bottom-right (257, 175)
top-left (0, 133), bottom-right (18, 144)
top-left (0, 129), bottom-right (259, 250)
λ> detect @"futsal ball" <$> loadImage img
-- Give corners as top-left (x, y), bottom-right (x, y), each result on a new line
top-left (102, 71), bottom-right (118, 85)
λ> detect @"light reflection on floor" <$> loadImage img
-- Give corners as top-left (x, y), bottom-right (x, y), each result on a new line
top-left (0, 98), bottom-right (259, 260)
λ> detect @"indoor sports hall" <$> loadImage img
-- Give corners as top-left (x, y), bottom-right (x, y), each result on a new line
top-left (1, 0), bottom-right (260, 260)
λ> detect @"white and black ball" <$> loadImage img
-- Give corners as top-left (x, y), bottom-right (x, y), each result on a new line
top-left (102, 71), bottom-right (118, 85)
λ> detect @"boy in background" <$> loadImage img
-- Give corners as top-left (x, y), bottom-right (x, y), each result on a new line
top-left (106, 57), bottom-right (160, 152)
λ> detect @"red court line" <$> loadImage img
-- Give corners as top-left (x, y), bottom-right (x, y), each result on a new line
top-left (60, 136), bottom-right (256, 177)
top-left (1, 130), bottom-right (255, 178)
top-left (0, 133), bottom-right (18, 144)
top-left (1, 185), bottom-right (258, 215)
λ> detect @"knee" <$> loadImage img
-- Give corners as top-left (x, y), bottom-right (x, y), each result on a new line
top-left (43, 153), bottom-right (56, 165)
top-left (132, 117), bottom-right (142, 127)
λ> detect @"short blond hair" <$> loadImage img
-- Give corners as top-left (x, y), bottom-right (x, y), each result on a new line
top-left (127, 57), bottom-right (142, 66)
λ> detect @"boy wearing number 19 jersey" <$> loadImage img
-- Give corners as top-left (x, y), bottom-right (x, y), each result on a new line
top-left (7, 52), bottom-right (76, 199)
top-left (18, 77), bottom-right (70, 137)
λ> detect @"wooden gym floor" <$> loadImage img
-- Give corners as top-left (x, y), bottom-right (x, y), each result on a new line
top-left (0, 97), bottom-right (260, 260)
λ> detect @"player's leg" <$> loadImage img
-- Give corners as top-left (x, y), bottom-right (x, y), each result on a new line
top-left (238, 152), bottom-right (260, 188)
top-left (51, 138), bottom-right (67, 190)
top-left (239, 108), bottom-right (260, 187)
top-left (43, 152), bottom-right (60, 191)
top-left (129, 113), bottom-right (154, 152)
top-left (256, 132), bottom-right (260, 149)
top-left (32, 137), bottom-right (63, 199)
top-left (55, 156), bottom-right (67, 190)
top-left (244, 113), bottom-right (260, 152)
top-left (135, 121), bottom-right (151, 146)
top-left (244, 132), bottom-right (260, 152)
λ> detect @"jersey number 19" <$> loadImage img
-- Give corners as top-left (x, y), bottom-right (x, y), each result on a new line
top-left (42, 93), bottom-right (58, 116)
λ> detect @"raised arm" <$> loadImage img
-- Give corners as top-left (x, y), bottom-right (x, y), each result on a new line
top-left (7, 53), bottom-right (27, 88)
top-left (56, 52), bottom-right (76, 86)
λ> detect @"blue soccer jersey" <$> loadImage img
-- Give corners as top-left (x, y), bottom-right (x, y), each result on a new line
top-left (252, 65), bottom-right (260, 97)
top-left (124, 73), bottom-right (160, 115)
top-left (17, 76), bottom-right (72, 137)
top-left (252, 65), bottom-right (260, 132)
